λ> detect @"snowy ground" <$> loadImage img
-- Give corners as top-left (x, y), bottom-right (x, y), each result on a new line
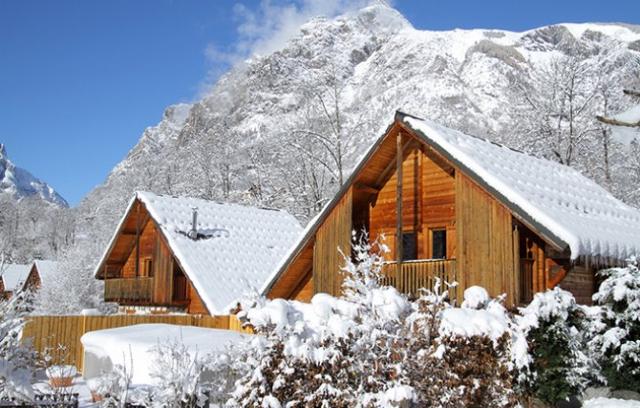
top-left (584, 398), bottom-right (640, 408)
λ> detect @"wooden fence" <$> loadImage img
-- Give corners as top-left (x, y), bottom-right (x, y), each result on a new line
top-left (21, 314), bottom-right (251, 373)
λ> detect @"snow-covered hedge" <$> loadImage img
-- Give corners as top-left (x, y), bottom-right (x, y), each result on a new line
top-left (228, 235), bottom-right (520, 408)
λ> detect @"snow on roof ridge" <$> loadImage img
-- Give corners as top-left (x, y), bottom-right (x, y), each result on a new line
top-left (134, 191), bottom-right (287, 214)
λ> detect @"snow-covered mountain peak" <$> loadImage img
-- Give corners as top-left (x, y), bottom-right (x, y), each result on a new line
top-left (0, 144), bottom-right (68, 207)
top-left (74, 5), bottom-right (640, 256)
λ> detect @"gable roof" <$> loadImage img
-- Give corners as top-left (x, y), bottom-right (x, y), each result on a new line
top-left (33, 260), bottom-right (58, 285)
top-left (96, 191), bottom-right (303, 314)
top-left (1, 263), bottom-right (32, 292)
top-left (261, 111), bottom-right (640, 296)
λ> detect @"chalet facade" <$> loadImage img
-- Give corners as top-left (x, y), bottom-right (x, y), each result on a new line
top-left (262, 112), bottom-right (640, 306)
top-left (94, 192), bottom-right (302, 315)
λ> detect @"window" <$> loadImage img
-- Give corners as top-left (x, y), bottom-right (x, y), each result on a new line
top-left (431, 229), bottom-right (447, 259)
top-left (402, 232), bottom-right (417, 261)
top-left (143, 258), bottom-right (153, 277)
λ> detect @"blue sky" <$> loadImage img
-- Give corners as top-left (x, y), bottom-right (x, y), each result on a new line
top-left (1, 0), bottom-right (639, 206)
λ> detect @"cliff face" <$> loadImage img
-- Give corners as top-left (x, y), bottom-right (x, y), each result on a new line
top-left (75, 5), bottom-right (640, 253)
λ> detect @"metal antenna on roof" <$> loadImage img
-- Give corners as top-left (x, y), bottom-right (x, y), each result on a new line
top-left (188, 207), bottom-right (199, 239)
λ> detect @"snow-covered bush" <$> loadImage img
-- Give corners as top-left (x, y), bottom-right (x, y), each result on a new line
top-left (0, 292), bottom-right (35, 402)
top-left (516, 287), bottom-right (593, 404)
top-left (229, 233), bottom-right (412, 407)
top-left (405, 286), bottom-right (517, 407)
top-left (590, 259), bottom-right (640, 392)
top-left (97, 356), bottom-right (134, 407)
top-left (146, 340), bottom-right (209, 408)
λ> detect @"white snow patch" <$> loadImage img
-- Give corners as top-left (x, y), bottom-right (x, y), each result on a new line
top-left (80, 323), bottom-right (248, 386)
top-left (584, 397), bottom-right (640, 408)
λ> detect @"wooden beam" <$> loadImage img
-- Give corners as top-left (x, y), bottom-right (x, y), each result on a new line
top-left (396, 131), bottom-right (403, 264)
top-left (135, 204), bottom-right (141, 278)
top-left (354, 182), bottom-right (380, 194)
top-left (375, 137), bottom-right (416, 187)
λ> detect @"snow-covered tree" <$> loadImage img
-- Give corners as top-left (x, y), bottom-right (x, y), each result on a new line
top-left (33, 240), bottom-right (107, 315)
top-left (516, 288), bottom-right (593, 404)
top-left (590, 258), bottom-right (640, 392)
top-left (0, 292), bottom-right (35, 402)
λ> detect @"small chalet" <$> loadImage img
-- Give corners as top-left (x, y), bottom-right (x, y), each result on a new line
top-left (31, 260), bottom-right (58, 288)
top-left (0, 263), bottom-right (41, 299)
top-left (94, 192), bottom-right (302, 315)
top-left (262, 111), bottom-right (640, 306)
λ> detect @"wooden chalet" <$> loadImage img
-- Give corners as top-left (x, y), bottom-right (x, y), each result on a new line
top-left (262, 111), bottom-right (640, 306)
top-left (94, 192), bottom-right (302, 315)
top-left (0, 263), bottom-right (41, 299)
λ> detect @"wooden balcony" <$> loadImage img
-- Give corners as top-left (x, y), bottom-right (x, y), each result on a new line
top-left (382, 259), bottom-right (457, 301)
top-left (104, 277), bottom-right (154, 304)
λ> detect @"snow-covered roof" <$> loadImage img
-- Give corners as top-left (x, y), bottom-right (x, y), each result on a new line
top-left (401, 113), bottom-right (640, 261)
top-left (33, 260), bottom-right (58, 285)
top-left (1, 263), bottom-right (31, 292)
top-left (97, 192), bottom-right (302, 314)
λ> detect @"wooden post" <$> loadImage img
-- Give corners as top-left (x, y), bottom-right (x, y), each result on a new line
top-left (135, 204), bottom-right (140, 277)
top-left (396, 131), bottom-right (403, 267)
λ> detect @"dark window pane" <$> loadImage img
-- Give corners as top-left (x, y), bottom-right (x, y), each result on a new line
top-left (432, 230), bottom-right (446, 259)
top-left (402, 233), bottom-right (417, 261)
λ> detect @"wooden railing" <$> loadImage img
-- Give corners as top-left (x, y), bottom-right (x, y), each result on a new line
top-left (382, 259), bottom-right (457, 300)
top-left (104, 277), bottom-right (154, 303)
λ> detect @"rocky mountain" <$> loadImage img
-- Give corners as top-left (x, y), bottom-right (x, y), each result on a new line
top-left (74, 5), bottom-right (640, 262)
top-left (0, 144), bottom-right (68, 207)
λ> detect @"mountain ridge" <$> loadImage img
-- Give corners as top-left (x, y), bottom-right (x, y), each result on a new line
top-left (0, 143), bottom-right (68, 208)
top-left (73, 5), bottom-right (640, 262)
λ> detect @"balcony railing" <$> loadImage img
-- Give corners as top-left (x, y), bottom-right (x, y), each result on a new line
top-left (382, 259), bottom-right (457, 301)
top-left (104, 277), bottom-right (154, 304)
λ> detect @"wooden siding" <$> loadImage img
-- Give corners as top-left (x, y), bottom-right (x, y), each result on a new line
top-left (188, 282), bottom-right (210, 314)
top-left (22, 314), bottom-right (250, 372)
top-left (313, 186), bottom-right (353, 296)
top-left (369, 146), bottom-right (456, 261)
top-left (152, 232), bottom-right (174, 304)
top-left (456, 174), bottom-right (517, 305)
top-left (267, 242), bottom-right (314, 300)
top-left (291, 273), bottom-right (314, 302)
top-left (122, 220), bottom-right (155, 278)
top-left (560, 264), bottom-right (594, 305)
